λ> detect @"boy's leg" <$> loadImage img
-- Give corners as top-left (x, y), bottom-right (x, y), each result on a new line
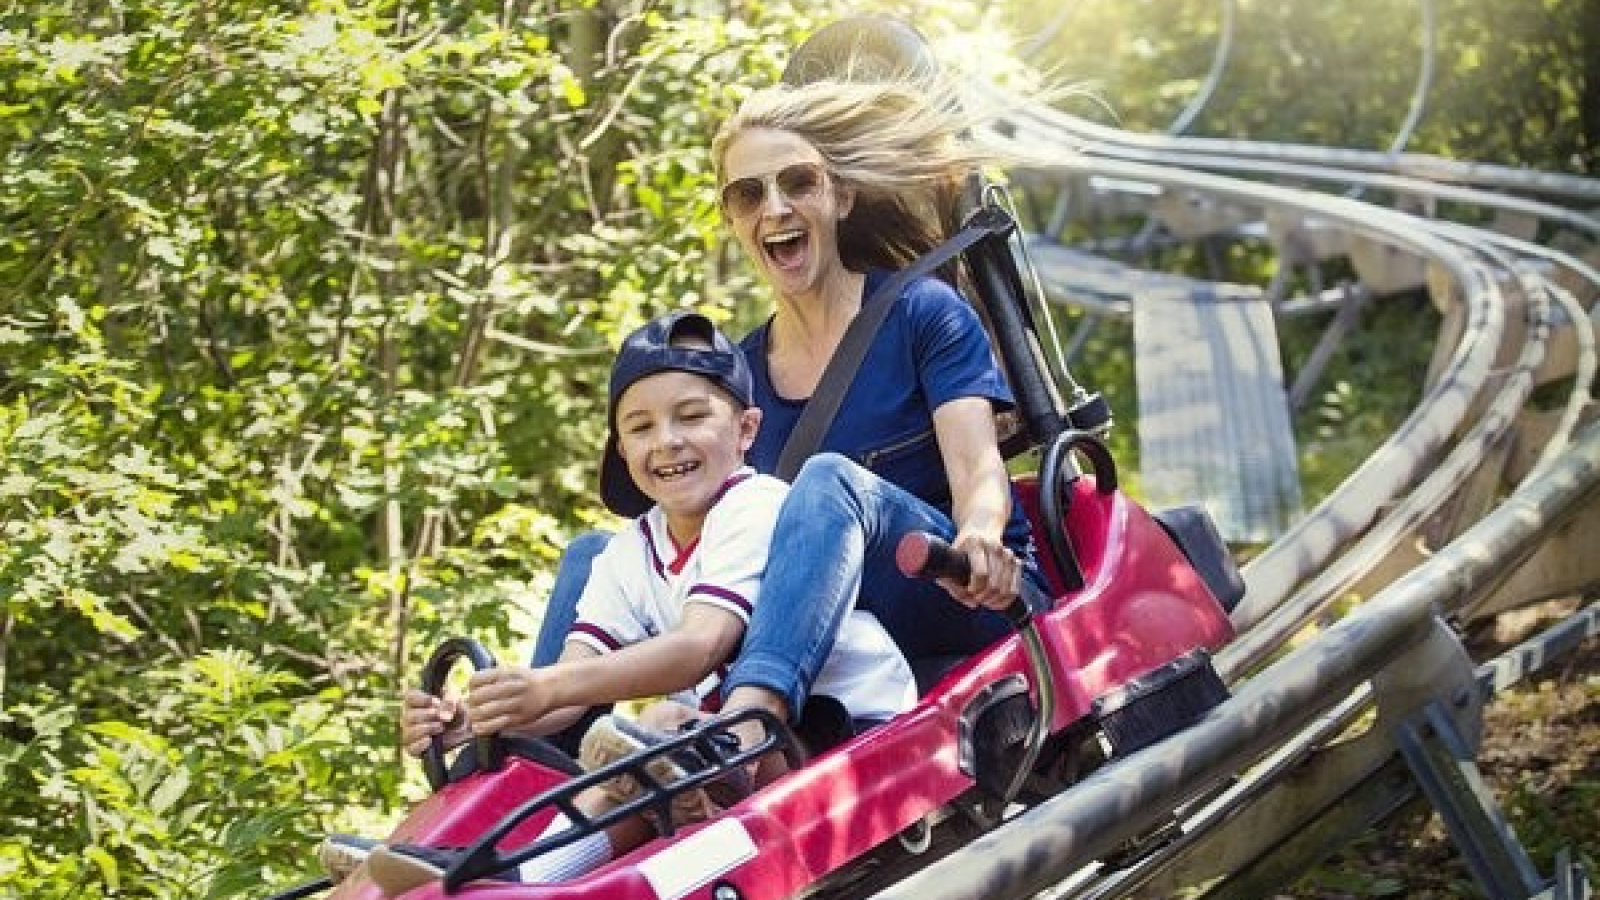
top-left (634, 699), bottom-right (699, 731)
top-left (579, 706), bottom-right (728, 824)
top-left (317, 833), bottom-right (381, 883)
top-left (367, 787), bottom-right (648, 893)
top-left (371, 706), bottom-right (742, 894)
top-left (516, 789), bottom-right (651, 883)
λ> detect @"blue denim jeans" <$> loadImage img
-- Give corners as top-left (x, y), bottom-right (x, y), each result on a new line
top-left (528, 530), bottom-right (612, 755)
top-left (722, 453), bottom-right (1039, 716)
top-left (529, 529), bottom-right (613, 667)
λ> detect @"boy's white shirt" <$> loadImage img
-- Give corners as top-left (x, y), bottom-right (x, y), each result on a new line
top-left (568, 466), bottom-right (916, 722)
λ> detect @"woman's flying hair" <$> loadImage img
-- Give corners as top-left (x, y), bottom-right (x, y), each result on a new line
top-left (711, 75), bottom-right (1006, 278)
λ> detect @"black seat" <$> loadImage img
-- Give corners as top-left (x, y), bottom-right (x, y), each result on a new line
top-left (1153, 505), bottom-right (1246, 612)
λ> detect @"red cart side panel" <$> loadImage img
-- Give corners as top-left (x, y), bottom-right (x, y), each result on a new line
top-left (329, 758), bottom-right (567, 900)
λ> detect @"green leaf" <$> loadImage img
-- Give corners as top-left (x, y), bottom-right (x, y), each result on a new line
top-left (31, 705), bottom-right (77, 739)
top-left (87, 721), bottom-right (172, 757)
top-left (84, 844), bottom-right (118, 892)
top-left (146, 234), bottom-right (184, 267)
top-left (67, 590), bottom-right (142, 642)
top-left (148, 769), bottom-right (191, 815)
top-left (551, 62), bottom-right (587, 108)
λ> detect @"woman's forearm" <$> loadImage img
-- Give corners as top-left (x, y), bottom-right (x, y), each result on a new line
top-left (934, 398), bottom-right (1012, 538)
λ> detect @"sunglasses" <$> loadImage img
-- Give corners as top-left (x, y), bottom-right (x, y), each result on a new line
top-left (718, 162), bottom-right (828, 219)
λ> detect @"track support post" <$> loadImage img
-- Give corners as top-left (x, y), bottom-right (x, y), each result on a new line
top-left (1395, 700), bottom-right (1592, 900)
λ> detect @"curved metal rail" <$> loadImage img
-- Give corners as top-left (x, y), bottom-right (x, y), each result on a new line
top-left (990, 83), bottom-right (1600, 204)
top-left (1162, 0), bottom-right (1235, 138)
top-left (876, 70), bottom-right (1600, 900)
top-left (965, 85), bottom-right (1599, 650)
top-left (869, 418), bottom-right (1600, 900)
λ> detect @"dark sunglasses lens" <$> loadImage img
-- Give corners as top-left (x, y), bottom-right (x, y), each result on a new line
top-left (777, 164), bottom-right (822, 197)
top-left (721, 165), bottom-right (825, 218)
top-left (721, 178), bottom-right (764, 217)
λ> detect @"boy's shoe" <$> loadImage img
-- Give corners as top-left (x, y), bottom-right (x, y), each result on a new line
top-left (318, 833), bottom-right (381, 883)
top-left (366, 843), bottom-right (518, 897)
top-left (578, 714), bottom-right (751, 826)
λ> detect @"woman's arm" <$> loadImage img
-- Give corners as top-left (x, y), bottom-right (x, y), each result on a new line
top-left (464, 603), bottom-right (747, 737)
top-left (932, 395), bottom-right (1021, 609)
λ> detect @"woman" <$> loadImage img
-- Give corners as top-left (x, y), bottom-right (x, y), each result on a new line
top-left (709, 77), bottom-right (1042, 734)
top-left (533, 75), bottom-right (1043, 752)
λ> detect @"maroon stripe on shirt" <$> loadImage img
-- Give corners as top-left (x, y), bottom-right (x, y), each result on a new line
top-left (568, 622), bottom-right (623, 652)
top-left (668, 535), bottom-right (701, 575)
top-left (638, 517), bottom-right (667, 580)
top-left (708, 471), bottom-right (752, 506)
top-left (688, 584), bottom-right (753, 617)
top-left (638, 471), bottom-right (753, 582)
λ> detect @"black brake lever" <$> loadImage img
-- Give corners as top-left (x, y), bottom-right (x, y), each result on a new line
top-left (894, 532), bottom-right (1049, 628)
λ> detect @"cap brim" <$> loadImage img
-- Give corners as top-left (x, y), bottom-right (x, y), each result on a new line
top-left (598, 432), bottom-right (652, 518)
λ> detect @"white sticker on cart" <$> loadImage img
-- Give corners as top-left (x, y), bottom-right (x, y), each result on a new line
top-left (636, 818), bottom-right (758, 900)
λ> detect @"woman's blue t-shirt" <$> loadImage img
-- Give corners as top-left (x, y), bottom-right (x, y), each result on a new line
top-left (740, 270), bottom-right (1035, 554)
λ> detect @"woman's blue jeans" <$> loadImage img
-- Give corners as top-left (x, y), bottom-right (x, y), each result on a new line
top-left (724, 453), bottom-right (1027, 716)
top-left (530, 529), bottom-right (612, 667)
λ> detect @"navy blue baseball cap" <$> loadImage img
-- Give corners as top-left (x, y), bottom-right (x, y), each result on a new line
top-left (599, 311), bottom-right (755, 517)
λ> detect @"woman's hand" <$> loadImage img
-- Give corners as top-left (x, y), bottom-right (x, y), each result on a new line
top-left (463, 666), bottom-right (556, 736)
top-left (400, 689), bottom-right (470, 758)
top-left (939, 530), bottom-right (1021, 612)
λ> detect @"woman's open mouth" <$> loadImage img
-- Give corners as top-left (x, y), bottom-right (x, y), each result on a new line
top-left (762, 228), bottom-right (809, 270)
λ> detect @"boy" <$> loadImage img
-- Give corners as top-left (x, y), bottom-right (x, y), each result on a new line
top-left (353, 310), bottom-right (916, 894)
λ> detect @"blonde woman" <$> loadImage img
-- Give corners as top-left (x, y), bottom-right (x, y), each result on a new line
top-left (705, 76), bottom-right (1044, 746)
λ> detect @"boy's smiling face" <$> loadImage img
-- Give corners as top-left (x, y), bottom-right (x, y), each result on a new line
top-left (614, 368), bottom-right (761, 545)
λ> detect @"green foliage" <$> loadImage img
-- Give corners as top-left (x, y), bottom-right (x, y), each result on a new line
top-left (1, 650), bottom-right (369, 900)
top-left (0, 0), bottom-right (990, 895)
top-left (0, 0), bottom-right (1587, 897)
top-left (1503, 769), bottom-right (1599, 877)
top-left (0, 0), bottom-right (799, 894)
top-left (1287, 294), bottom-right (1442, 501)
top-left (1011, 0), bottom-right (1595, 174)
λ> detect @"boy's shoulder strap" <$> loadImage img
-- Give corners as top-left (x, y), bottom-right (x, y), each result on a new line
top-left (774, 214), bottom-right (1011, 481)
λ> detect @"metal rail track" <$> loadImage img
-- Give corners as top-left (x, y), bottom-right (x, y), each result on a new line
top-left (869, 419), bottom-right (1599, 900)
top-left (857, 86), bottom-right (1600, 900)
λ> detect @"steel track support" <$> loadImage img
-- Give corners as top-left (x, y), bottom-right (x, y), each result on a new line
top-left (1388, 602), bottom-right (1598, 900)
top-left (1395, 698), bottom-right (1592, 900)
top-left (1395, 700), bottom-right (1542, 896)
top-left (1155, 615), bottom-right (1481, 900)
top-left (1166, 612), bottom-right (1595, 900)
